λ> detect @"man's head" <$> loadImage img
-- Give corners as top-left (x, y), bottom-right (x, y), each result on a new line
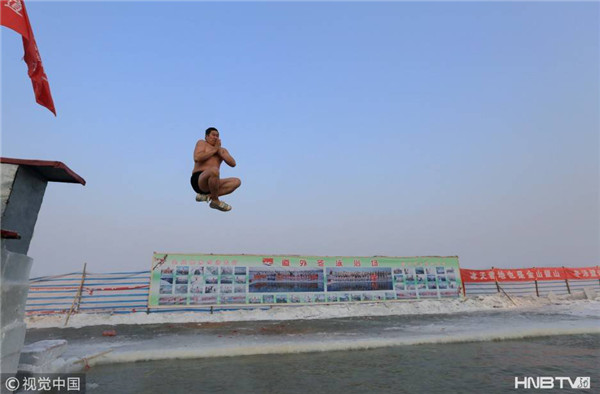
top-left (205, 127), bottom-right (219, 145)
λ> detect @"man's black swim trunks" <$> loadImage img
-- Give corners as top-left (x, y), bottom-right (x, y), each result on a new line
top-left (190, 171), bottom-right (210, 194)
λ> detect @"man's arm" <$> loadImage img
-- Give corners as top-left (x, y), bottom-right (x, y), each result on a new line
top-left (218, 148), bottom-right (236, 167)
top-left (194, 140), bottom-right (219, 162)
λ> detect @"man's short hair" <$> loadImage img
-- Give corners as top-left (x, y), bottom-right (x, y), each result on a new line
top-left (205, 127), bottom-right (218, 136)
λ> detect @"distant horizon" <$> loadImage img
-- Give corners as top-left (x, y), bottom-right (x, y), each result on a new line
top-left (26, 251), bottom-right (597, 278)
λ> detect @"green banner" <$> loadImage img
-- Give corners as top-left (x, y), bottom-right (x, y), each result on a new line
top-left (148, 253), bottom-right (462, 307)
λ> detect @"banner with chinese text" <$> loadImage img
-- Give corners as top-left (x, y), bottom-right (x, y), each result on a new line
top-left (148, 254), bottom-right (462, 307)
top-left (461, 266), bottom-right (599, 283)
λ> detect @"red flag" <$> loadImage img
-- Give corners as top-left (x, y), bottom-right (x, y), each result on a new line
top-left (1, 0), bottom-right (56, 115)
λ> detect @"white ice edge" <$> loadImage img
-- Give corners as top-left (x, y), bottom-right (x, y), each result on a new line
top-left (31, 325), bottom-right (600, 374)
top-left (25, 292), bottom-right (600, 329)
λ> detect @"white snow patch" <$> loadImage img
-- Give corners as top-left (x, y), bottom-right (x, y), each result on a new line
top-left (25, 293), bottom-right (600, 329)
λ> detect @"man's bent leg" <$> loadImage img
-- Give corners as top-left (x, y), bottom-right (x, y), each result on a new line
top-left (197, 169), bottom-right (234, 212)
top-left (207, 173), bottom-right (221, 202)
top-left (218, 178), bottom-right (241, 197)
top-left (197, 168), bottom-right (221, 201)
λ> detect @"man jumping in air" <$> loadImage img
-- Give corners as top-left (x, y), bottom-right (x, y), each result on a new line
top-left (190, 127), bottom-right (241, 212)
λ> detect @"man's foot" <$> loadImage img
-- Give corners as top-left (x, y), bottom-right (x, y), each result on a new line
top-left (196, 193), bottom-right (210, 203)
top-left (209, 200), bottom-right (232, 212)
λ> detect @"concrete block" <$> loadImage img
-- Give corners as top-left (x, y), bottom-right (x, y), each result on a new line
top-left (1, 166), bottom-right (47, 255)
top-left (1, 248), bottom-right (33, 375)
top-left (1, 247), bottom-right (33, 281)
top-left (1, 352), bottom-right (21, 375)
top-left (0, 321), bottom-right (27, 375)
top-left (1, 282), bottom-right (31, 327)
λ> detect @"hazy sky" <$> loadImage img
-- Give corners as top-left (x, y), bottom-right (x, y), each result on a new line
top-left (2, 1), bottom-right (598, 277)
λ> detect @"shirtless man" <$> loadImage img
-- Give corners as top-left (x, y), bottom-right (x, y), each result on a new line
top-left (190, 127), bottom-right (241, 212)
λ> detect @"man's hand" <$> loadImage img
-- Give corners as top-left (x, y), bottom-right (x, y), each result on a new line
top-left (210, 139), bottom-right (221, 155)
top-left (195, 139), bottom-right (221, 163)
top-left (215, 139), bottom-right (227, 157)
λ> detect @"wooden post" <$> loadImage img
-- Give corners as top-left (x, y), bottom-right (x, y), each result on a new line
top-left (492, 267), bottom-right (501, 293)
top-left (562, 266), bottom-right (571, 294)
top-left (533, 266), bottom-right (539, 297)
top-left (65, 263), bottom-right (87, 326)
top-left (151, 254), bottom-right (168, 271)
top-left (497, 282), bottom-right (517, 306)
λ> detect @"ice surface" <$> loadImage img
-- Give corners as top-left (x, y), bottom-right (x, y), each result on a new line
top-left (19, 339), bottom-right (67, 366)
top-left (19, 293), bottom-right (600, 374)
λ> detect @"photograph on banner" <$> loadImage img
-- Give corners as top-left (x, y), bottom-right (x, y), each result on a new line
top-left (249, 266), bottom-right (324, 293)
top-left (326, 267), bottom-right (392, 291)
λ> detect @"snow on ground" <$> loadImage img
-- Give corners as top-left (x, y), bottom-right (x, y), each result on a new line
top-left (25, 291), bottom-right (600, 329)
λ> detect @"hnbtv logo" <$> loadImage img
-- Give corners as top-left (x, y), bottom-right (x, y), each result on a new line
top-left (515, 377), bottom-right (590, 389)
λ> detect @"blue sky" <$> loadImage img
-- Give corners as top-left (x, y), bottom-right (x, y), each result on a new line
top-left (2, 1), bottom-right (598, 277)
